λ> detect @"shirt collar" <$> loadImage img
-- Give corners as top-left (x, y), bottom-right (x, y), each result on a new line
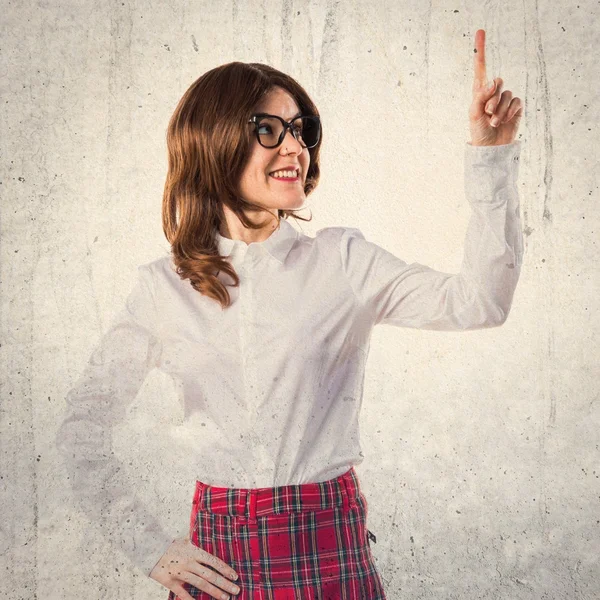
top-left (215, 218), bottom-right (299, 265)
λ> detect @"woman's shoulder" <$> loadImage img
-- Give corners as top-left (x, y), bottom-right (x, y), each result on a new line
top-left (137, 253), bottom-right (177, 283)
top-left (314, 225), bottom-right (364, 237)
top-left (287, 226), bottom-right (369, 263)
top-left (299, 225), bottom-right (365, 245)
top-left (311, 226), bottom-right (367, 251)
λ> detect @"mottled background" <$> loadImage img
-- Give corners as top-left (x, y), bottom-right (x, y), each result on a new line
top-left (1, 0), bottom-right (599, 599)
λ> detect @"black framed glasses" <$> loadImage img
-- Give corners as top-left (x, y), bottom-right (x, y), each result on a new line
top-left (248, 113), bottom-right (321, 149)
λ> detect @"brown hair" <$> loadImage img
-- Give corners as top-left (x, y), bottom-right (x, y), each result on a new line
top-left (162, 62), bottom-right (322, 309)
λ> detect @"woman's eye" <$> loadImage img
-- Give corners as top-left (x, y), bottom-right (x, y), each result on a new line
top-left (258, 125), bottom-right (272, 134)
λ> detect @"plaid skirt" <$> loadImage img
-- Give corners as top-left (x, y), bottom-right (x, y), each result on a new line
top-left (167, 466), bottom-right (386, 599)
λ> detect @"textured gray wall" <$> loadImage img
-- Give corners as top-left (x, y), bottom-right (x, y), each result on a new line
top-left (2, 0), bottom-right (599, 599)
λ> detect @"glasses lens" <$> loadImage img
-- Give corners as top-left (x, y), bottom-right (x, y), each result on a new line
top-left (255, 116), bottom-right (321, 148)
top-left (296, 116), bottom-right (321, 148)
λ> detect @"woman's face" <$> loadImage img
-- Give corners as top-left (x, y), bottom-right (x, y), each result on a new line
top-left (237, 86), bottom-right (311, 213)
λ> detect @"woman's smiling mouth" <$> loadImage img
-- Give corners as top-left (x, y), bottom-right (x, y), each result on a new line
top-left (269, 168), bottom-right (300, 181)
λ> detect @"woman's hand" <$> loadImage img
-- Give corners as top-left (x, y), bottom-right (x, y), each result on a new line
top-left (468, 29), bottom-right (523, 147)
top-left (150, 537), bottom-right (241, 600)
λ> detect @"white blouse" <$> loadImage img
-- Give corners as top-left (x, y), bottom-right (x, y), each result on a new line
top-left (56, 141), bottom-right (524, 577)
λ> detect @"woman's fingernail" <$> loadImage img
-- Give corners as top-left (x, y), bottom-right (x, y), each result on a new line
top-left (485, 106), bottom-right (494, 115)
top-left (490, 116), bottom-right (500, 127)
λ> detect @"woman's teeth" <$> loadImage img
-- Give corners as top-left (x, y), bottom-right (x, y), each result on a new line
top-left (270, 170), bottom-right (297, 178)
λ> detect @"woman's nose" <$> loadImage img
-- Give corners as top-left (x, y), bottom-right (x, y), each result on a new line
top-left (279, 127), bottom-right (303, 154)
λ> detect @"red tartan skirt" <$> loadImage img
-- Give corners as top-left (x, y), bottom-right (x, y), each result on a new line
top-left (167, 466), bottom-right (387, 599)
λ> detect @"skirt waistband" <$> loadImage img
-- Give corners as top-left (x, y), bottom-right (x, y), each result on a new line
top-left (193, 467), bottom-right (361, 518)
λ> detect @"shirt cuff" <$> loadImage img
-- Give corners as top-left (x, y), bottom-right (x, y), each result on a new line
top-left (465, 139), bottom-right (522, 164)
top-left (464, 140), bottom-right (522, 205)
top-left (143, 534), bottom-right (178, 577)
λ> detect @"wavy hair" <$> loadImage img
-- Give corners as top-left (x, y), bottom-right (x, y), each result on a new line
top-left (162, 62), bottom-right (322, 309)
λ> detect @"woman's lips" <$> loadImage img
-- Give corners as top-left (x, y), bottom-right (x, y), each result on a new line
top-left (269, 174), bottom-right (299, 182)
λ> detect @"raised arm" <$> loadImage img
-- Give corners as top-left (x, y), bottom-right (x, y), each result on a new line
top-left (339, 30), bottom-right (525, 331)
top-left (55, 264), bottom-right (186, 576)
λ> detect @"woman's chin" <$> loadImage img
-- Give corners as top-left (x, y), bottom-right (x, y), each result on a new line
top-left (276, 195), bottom-right (306, 211)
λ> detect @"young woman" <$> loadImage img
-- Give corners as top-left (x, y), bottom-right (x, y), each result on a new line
top-left (56, 29), bottom-right (523, 600)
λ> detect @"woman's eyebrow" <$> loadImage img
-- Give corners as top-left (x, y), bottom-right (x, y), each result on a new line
top-left (256, 111), bottom-right (303, 120)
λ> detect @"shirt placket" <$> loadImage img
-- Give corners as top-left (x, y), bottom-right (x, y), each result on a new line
top-left (238, 245), bottom-right (274, 483)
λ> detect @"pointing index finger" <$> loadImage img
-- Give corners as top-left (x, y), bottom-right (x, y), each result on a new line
top-left (473, 29), bottom-right (487, 87)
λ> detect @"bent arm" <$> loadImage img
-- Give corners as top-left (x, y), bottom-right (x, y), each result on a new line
top-left (55, 265), bottom-right (186, 576)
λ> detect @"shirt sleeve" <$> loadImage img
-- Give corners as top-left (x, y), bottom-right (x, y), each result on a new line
top-left (55, 264), bottom-right (186, 576)
top-left (340, 140), bottom-right (524, 330)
